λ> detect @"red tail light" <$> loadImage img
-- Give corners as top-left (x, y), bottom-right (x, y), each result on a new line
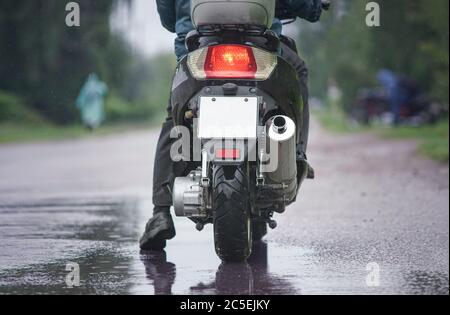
top-left (215, 148), bottom-right (241, 160)
top-left (204, 45), bottom-right (257, 79)
top-left (188, 45), bottom-right (277, 80)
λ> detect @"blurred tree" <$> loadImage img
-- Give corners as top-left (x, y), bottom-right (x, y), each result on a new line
top-left (0, 0), bottom-right (132, 124)
top-left (2, 0), bottom-right (447, 124)
top-left (296, 0), bottom-right (449, 111)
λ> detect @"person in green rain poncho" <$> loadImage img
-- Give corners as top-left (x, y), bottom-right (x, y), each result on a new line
top-left (76, 73), bottom-right (108, 130)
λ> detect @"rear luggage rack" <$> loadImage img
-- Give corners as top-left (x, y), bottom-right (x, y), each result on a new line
top-left (186, 29), bottom-right (280, 53)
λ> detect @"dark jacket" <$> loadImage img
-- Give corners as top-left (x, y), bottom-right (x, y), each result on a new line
top-left (156, 0), bottom-right (323, 59)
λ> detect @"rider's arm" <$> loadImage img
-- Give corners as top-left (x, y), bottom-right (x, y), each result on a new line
top-left (283, 0), bottom-right (323, 22)
top-left (156, 0), bottom-right (176, 33)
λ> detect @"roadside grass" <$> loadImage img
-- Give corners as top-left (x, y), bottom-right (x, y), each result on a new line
top-left (0, 89), bottom-right (167, 145)
top-left (316, 109), bottom-right (449, 162)
top-left (316, 109), bottom-right (367, 133)
top-left (377, 119), bottom-right (449, 162)
top-left (0, 120), bottom-right (160, 145)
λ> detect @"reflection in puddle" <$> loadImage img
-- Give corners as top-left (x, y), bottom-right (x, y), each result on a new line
top-left (402, 271), bottom-right (449, 295)
top-left (140, 242), bottom-right (299, 295)
top-left (1, 196), bottom-right (448, 295)
top-left (140, 251), bottom-right (176, 295)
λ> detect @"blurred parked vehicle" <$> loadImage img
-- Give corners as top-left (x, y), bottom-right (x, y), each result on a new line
top-left (351, 77), bottom-right (441, 127)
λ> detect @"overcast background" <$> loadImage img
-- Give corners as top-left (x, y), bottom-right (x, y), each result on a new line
top-left (111, 0), bottom-right (299, 57)
top-left (112, 0), bottom-right (175, 56)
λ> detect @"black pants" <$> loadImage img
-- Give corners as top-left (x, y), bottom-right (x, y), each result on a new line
top-left (152, 42), bottom-right (310, 209)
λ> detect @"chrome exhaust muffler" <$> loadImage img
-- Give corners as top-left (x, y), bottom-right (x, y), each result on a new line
top-left (262, 115), bottom-right (298, 205)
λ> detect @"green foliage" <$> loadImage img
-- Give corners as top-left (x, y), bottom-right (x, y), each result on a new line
top-left (0, 0), bottom-right (175, 126)
top-left (315, 106), bottom-right (366, 133)
top-left (317, 105), bottom-right (449, 162)
top-left (296, 0), bottom-right (449, 109)
top-left (0, 121), bottom-right (148, 144)
top-left (105, 94), bottom-right (156, 123)
top-left (379, 119), bottom-right (449, 162)
top-left (0, 0), bottom-right (132, 124)
top-left (299, 0), bottom-right (449, 162)
top-left (0, 90), bottom-right (44, 124)
top-left (0, 123), bottom-right (88, 144)
top-left (118, 53), bottom-right (177, 122)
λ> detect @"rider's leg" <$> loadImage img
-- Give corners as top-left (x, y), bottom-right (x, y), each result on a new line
top-left (279, 40), bottom-right (315, 180)
top-left (279, 41), bottom-right (310, 155)
top-left (152, 117), bottom-right (176, 211)
top-left (140, 104), bottom-right (177, 250)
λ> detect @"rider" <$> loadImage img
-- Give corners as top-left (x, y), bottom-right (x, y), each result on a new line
top-left (140, 0), bottom-right (326, 250)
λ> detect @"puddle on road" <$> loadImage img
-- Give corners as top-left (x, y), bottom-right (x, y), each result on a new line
top-left (0, 197), bottom-right (448, 295)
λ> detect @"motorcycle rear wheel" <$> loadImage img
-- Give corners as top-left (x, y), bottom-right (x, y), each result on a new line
top-left (212, 165), bottom-right (252, 262)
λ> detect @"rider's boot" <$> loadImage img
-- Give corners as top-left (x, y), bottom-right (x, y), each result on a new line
top-left (139, 207), bottom-right (176, 251)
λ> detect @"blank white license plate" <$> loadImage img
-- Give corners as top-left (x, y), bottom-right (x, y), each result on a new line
top-left (198, 97), bottom-right (258, 139)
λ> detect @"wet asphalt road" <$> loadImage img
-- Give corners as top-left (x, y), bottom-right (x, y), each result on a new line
top-left (0, 121), bottom-right (448, 295)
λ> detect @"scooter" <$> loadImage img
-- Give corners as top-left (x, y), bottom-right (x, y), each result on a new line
top-left (170, 0), bottom-right (321, 262)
